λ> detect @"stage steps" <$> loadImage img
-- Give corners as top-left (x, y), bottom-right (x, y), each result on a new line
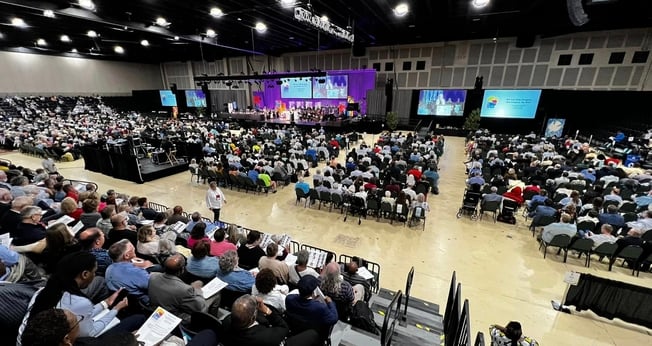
top-left (332, 288), bottom-right (444, 346)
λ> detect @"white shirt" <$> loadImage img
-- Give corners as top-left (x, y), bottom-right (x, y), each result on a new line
top-left (252, 284), bottom-right (289, 313)
top-left (205, 187), bottom-right (226, 209)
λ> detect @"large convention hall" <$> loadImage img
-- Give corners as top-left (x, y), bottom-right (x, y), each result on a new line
top-left (1, 1), bottom-right (652, 346)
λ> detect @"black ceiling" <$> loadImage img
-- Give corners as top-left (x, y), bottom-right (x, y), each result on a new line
top-left (0, 0), bottom-right (650, 63)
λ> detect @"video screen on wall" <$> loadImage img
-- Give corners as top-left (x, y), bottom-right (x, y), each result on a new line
top-left (480, 89), bottom-right (542, 119)
top-left (313, 75), bottom-right (348, 99)
top-left (159, 90), bottom-right (177, 107)
top-left (185, 90), bottom-right (207, 107)
top-left (281, 78), bottom-right (312, 99)
top-left (417, 89), bottom-right (467, 116)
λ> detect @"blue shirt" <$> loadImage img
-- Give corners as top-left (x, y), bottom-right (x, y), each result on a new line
top-left (247, 170), bottom-right (259, 183)
top-left (217, 268), bottom-right (255, 292)
top-left (105, 262), bottom-right (150, 304)
top-left (185, 220), bottom-right (217, 233)
top-left (295, 181), bottom-right (310, 194)
top-left (187, 256), bottom-right (219, 278)
top-left (285, 294), bottom-right (338, 326)
top-left (88, 248), bottom-right (113, 276)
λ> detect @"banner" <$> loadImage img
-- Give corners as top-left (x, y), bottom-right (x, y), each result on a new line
top-left (544, 118), bottom-right (565, 138)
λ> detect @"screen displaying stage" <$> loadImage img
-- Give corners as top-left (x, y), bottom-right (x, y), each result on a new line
top-left (313, 75), bottom-right (348, 99)
top-left (159, 90), bottom-right (178, 107)
top-left (417, 89), bottom-right (466, 116)
top-left (185, 90), bottom-right (207, 107)
top-left (281, 78), bottom-right (312, 99)
top-left (480, 89), bottom-right (542, 119)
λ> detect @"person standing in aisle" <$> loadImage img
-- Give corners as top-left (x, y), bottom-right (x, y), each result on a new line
top-left (206, 181), bottom-right (226, 222)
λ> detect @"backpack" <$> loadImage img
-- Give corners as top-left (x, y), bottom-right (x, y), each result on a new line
top-left (349, 301), bottom-right (379, 335)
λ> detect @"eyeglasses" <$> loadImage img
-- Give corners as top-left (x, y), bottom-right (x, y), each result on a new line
top-left (68, 314), bottom-right (84, 334)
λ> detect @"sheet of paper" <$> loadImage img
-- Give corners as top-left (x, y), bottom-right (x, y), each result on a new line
top-left (139, 220), bottom-right (154, 226)
top-left (284, 254), bottom-right (298, 266)
top-left (135, 307), bottom-right (182, 346)
top-left (357, 266), bottom-right (375, 281)
top-left (171, 221), bottom-right (188, 234)
top-left (201, 277), bottom-right (228, 299)
top-left (93, 309), bottom-right (120, 336)
top-left (0, 233), bottom-right (12, 247)
top-left (52, 215), bottom-right (75, 226)
top-left (70, 222), bottom-right (84, 236)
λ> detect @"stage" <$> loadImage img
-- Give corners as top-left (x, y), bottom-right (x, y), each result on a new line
top-left (217, 112), bottom-right (385, 133)
top-left (80, 145), bottom-right (189, 184)
top-left (139, 157), bottom-right (189, 183)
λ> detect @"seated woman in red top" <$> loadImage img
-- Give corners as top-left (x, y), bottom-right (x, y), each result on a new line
top-left (62, 184), bottom-right (79, 202)
top-left (60, 197), bottom-right (83, 220)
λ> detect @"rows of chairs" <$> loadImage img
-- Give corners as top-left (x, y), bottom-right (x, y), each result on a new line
top-left (539, 234), bottom-right (652, 276)
top-left (295, 188), bottom-right (426, 230)
top-left (191, 167), bottom-right (286, 194)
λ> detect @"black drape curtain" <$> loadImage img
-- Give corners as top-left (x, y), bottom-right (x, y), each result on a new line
top-left (81, 145), bottom-right (143, 183)
top-left (564, 273), bottom-right (652, 329)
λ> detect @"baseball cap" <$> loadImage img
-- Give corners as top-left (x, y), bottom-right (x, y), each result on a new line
top-left (297, 275), bottom-right (320, 297)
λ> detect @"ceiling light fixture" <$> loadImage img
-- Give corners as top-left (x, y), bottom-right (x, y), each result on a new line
top-left (255, 22), bottom-right (267, 33)
top-left (394, 3), bottom-right (409, 17)
top-left (36, 38), bottom-right (46, 46)
top-left (11, 17), bottom-right (26, 28)
top-left (60, 35), bottom-right (71, 42)
top-left (71, 48), bottom-right (78, 53)
top-left (78, 0), bottom-right (96, 11)
top-left (206, 29), bottom-right (217, 38)
top-left (210, 7), bottom-right (224, 18)
top-left (155, 17), bottom-right (168, 26)
top-left (320, 15), bottom-right (329, 22)
top-left (140, 39), bottom-right (149, 46)
top-left (43, 10), bottom-right (55, 18)
top-left (87, 30), bottom-right (97, 38)
top-left (472, 0), bottom-right (490, 8)
top-left (173, 36), bottom-right (179, 40)
top-left (114, 45), bottom-right (124, 54)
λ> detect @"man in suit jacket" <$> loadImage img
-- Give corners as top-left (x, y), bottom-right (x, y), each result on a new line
top-left (148, 254), bottom-right (213, 325)
top-left (220, 294), bottom-right (294, 346)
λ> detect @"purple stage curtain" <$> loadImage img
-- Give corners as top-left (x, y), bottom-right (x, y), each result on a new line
top-left (260, 69), bottom-right (376, 114)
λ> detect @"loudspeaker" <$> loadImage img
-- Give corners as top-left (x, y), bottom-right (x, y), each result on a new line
top-left (201, 83), bottom-right (209, 96)
top-left (352, 45), bottom-right (366, 57)
top-left (170, 83), bottom-right (177, 93)
top-left (516, 34), bottom-right (536, 48)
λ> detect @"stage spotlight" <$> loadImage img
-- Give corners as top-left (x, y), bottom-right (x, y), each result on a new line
top-left (393, 3), bottom-right (409, 17)
top-left (140, 39), bottom-right (150, 46)
top-left (36, 38), bottom-right (46, 46)
top-left (156, 17), bottom-right (169, 26)
top-left (60, 35), bottom-right (71, 42)
top-left (87, 30), bottom-right (98, 38)
top-left (11, 17), bottom-right (26, 28)
top-left (255, 22), bottom-right (267, 33)
top-left (472, 0), bottom-right (490, 8)
top-left (114, 45), bottom-right (125, 54)
top-left (210, 7), bottom-right (224, 18)
top-left (78, 0), bottom-right (95, 11)
top-left (43, 10), bottom-right (55, 18)
top-left (320, 15), bottom-right (329, 22)
top-left (206, 29), bottom-right (217, 38)
top-left (71, 48), bottom-right (78, 53)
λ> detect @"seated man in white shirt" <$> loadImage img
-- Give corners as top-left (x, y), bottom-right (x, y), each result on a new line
top-left (585, 224), bottom-right (617, 250)
top-left (540, 213), bottom-right (577, 243)
top-left (287, 250), bottom-right (319, 286)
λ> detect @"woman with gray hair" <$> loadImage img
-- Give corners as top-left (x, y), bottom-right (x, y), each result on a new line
top-left (217, 250), bottom-right (255, 292)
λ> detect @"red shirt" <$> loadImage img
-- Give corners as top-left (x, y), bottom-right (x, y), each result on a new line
top-left (407, 169), bottom-right (422, 181)
top-left (210, 240), bottom-right (237, 257)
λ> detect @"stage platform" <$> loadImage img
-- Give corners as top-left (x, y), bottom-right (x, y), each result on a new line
top-left (218, 112), bottom-right (385, 133)
top-left (139, 157), bottom-right (188, 183)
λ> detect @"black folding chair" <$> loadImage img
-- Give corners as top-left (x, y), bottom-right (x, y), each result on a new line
top-left (539, 234), bottom-right (572, 262)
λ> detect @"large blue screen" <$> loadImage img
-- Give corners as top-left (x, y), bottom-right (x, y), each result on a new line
top-left (417, 89), bottom-right (466, 116)
top-left (480, 89), bottom-right (542, 119)
top-left (159, 90), bottom-right (177, 107)
top-left (313, 75), bottom-right (348, 99)
top-left (281, 78), bottom-right (312, 99)
top-left (185, 90), bottom-right (207, 107)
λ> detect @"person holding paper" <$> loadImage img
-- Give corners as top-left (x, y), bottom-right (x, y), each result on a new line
top-left (287, 250), bottom-right (320, 286)
top-left (40, 223), bottom-right (81, 274)
top-left (258, 243), bottom-right (290, 284)
top-left (217, 250), bottom-right (255, 292)
top-left (285, 275), bottom-right (338, 341)
top-left (320, 262), bottom-right (357, 320)
top-left (252, 268), bottom-right (289, 313)
top-left (105, 239), bottom-right (152, 304)
top-left (148, 254), bottom-right (214, 325)
top-left (18, 252), bottom-right (144, 345)
top-left (13, 206), bottom-right (47, 247)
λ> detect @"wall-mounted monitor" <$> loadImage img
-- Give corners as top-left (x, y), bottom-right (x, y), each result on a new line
top-left (417, 89), bottom-right (467, 116)
top-left (185, 89), bottom-right (207, 107)
top-left (480, 89), bottom-right (542, 119)
top-left (159, 90), bottom-right (177, 107)
top-left (280, 78), bottom-right (313, 99)
top-left (313, 75), bottom-right (348, 99)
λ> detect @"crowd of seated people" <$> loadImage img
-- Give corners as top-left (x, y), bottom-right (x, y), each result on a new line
top-left (293, 131), bottom-right (442, 226)
top-left (465, 130), bottom-right (652, 271)
top-left (0, 158), bottom-right (383, 345)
